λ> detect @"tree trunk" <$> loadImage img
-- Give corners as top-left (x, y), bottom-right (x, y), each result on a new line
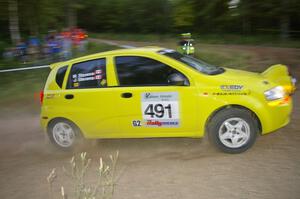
top-left (67, 0), bottom-right (77, 28)
top-left (8, 0), bottom-right (21, 44)
top-left (280, 15), bottom-right (290, 40)
top-left (280, 0), bottom-right (290, 40)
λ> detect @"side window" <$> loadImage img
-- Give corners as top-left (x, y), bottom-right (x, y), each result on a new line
top-left (67, 59), bottom-right (107, 89)
top-left (56, 66), bottom-right (68, 88)
top-left (115, 56), bottom-right (188, 86)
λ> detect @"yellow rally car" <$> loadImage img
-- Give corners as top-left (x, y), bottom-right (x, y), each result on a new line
top-left (40, 47), bottom-right (296, 153)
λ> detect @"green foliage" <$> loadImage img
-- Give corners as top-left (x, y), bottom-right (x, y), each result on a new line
top-left (18, 0), bottom-right (65, 35)
top-left (172, 0), bottom-right (195, 30)
top-left (192, 0), bottom-right (231, 32)
top-left (2, 0), bottom-right (300, 40)
top-left (77, 0), bottom-right (172, 33)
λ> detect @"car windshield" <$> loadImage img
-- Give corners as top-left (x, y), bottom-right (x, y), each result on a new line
top-left (158, 50), bottom-right (225, 75)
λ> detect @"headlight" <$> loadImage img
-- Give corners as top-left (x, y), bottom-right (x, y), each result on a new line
top-left (264, 86), bottom-right (285, 101)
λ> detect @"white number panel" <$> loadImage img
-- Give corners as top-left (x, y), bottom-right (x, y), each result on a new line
top-left (141, 92), bottom-right (180, 127)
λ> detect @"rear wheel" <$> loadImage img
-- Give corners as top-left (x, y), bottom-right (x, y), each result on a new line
top-left (48, 119), bottom-right (81, 149)
top-left (207, 108), bottom-right (258, 153)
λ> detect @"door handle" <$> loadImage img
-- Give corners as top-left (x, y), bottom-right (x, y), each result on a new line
top-left (65, 94), bottom-right (74, 99)
top-left (121, 92), bottom-right (132, 98)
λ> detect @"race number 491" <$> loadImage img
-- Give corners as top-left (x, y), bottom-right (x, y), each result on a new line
top-left (142, 101), bottom-right (179, 120)
top-left (141, 92), bottom-right (180, 127)
top-left (144, 103), bottom-right (172, 118)
top-left (142, 92), bottom-right (179, 122)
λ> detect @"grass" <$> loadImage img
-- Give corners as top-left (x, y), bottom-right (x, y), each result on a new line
top-left (91, 32), bottom-right (300, 48)
top-left (0, 69), bottom-right (50, 116)
top-left (195, 45), bottom-right (253, 69)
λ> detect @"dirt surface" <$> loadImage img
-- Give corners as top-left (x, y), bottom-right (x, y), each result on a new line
top-left (0, 42), bottom-right (300, 199)
top-left (0, 94), bottom-right (299, 199)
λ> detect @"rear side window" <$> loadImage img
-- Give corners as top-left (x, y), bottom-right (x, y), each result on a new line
top-left (67, 59), bottom-right (106, 89)
top-left (55, 66), bottom-right (68, 88)
top-left (115, 56), bottom-right (185, 86)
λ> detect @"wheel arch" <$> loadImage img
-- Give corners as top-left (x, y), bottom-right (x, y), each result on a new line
top-left (205, 104), bottom-right (262, 135)
top-left (47, 117), bottom-right (83, 136)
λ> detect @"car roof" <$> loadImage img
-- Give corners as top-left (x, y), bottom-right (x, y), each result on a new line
top-left (50, 46), bottom-right (166, 69)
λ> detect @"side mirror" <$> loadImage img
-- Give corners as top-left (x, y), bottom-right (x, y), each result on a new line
top-left (167, 73), bottom-right (189, 86)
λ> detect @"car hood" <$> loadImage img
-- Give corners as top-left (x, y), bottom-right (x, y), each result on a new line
top-left (202, 64), bottom-right (295, 94)
top-left (220, 67), bottom-right (262, 81)
top-left (217, 64), bottom-right (292, 86)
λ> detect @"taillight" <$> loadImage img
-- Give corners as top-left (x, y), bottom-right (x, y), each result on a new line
top-left (40, 90), bottom-right (44, 105)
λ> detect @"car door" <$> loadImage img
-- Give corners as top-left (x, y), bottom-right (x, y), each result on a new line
top-left (112, 55), bottom-right (199, 138)
top-left (60, 58), bottom-right (120, 138)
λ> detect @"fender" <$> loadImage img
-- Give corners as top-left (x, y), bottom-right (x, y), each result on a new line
top-left (262, 64), bottom-right (296, 94)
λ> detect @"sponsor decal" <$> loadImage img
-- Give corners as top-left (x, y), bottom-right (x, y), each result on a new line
top-left (95, 75), bottom-right (102, 80)
top-left (72, 69), bottom-right (104, 83)
top-left (76, 75), bottom-right (103, 82)
top-left (100, 79), bottom-right (107, 86)
top-left (146, 120), bottom-right (179, 127)
top-left (78, 72), bottom-right (95, 78)
top-left (132, 120), bottom-right (142, 127)
top-left (216, 85), bottom-right (248, 96)
top-left (78, 76), bottom-right (96, 82)
top-left (220, 85), bottom-right (244, 90)
top-left (95, 69), bottom-right (102, 74)
top-left (212, 92), bottom-right (248, 96)
top-left (46, 94), bottom-right (56, 99)
top-left (141, 92), bottom-right (180, 127)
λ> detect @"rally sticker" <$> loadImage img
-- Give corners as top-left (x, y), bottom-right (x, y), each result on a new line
top-left (141, 92), bottom-right (180, 127)
top-left (72, 70), bottom-right (103, 82)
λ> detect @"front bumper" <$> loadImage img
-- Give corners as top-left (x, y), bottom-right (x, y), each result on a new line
top-left (261, 97), bottom-right (293, 134)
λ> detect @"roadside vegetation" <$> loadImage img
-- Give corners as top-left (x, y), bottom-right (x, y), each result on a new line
top-left (47, 152), bottom-right (119, 199)
top-left (91, 33), bottom-right (300, 48)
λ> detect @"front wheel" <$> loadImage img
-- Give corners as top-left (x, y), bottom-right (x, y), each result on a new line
top-left (47, 119), bottom-right (81, 149)
top-left (207, 108), bottom-right (258, 154)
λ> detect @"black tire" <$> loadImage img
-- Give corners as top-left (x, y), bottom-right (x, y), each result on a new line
top-left (47, 118), bottom-right (81, 150)
top-left (207, 108), bottom-right (258, 154)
